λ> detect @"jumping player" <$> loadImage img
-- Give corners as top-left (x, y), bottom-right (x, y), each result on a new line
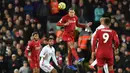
top-left (57, 8), bottom-right (92, 70)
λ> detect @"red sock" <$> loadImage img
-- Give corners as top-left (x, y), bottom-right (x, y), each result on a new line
top-left (71, 48), bottom-right (79, 60)
top-left (98, 69), bottom-right (103, 73)
top-left (68, 51), bottom-right (72, 66)
top-left (109, 70), bottom-right (114, 73)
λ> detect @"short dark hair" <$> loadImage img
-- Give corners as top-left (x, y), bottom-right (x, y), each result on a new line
top-left (104, 17), bottom-right (111, 26)
top-left (32, 32), bottom-right (38, 36)
top-left (48, 37), bottom-right (54, 40)
top-left (69, 7), bottom-right (75, 11)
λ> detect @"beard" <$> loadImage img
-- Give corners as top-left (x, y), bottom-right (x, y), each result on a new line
top-left (49, 44), bottom-right (53, 47)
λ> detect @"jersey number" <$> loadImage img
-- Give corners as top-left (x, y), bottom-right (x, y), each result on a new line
top-left (103, 33), bottom-right (109, 43)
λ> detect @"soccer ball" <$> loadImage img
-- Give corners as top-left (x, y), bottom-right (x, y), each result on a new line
top-left (58, 2), bottom-right (66, 10)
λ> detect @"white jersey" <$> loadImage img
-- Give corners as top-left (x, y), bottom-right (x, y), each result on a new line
top-left (40, 45), bottom-right (58, 66)
top-left (91, 24), bottom-right (105, 44)
top-left (39, 45), bottom-right (58, 72)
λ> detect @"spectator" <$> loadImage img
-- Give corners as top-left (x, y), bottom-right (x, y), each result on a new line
top-left (35, 23), bottom-right (44, 38)
top-left (8, 54), bottom-right (20, 73)
top-left (14, 69), bottom-right (19, 73)
top-left (94, 4), bottom-right (104, 22)
top-left (7, 3), bottom-right (14, 17)
top-left (24, 1), bottom-right (33, 16)
top-left (93, 4), bottom-right (104, 31)
top-left (84, 0), bottom-right (94, 22)
top-left (17, 49), bottom-right (26, 67)
top-left (19, 61), bottom-right (31, 73)
top-left (14, 6), bottom-right (20, 16)
top-left (36, 0), bottom-right (51, 34)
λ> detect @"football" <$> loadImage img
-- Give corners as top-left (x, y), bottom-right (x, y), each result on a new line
top-left (58, 2), bottom-right (66, 10)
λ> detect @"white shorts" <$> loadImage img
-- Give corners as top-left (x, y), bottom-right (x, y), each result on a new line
top-left (40, 60), bottom-right (54, 72)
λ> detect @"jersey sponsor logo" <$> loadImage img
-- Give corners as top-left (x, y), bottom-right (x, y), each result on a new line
top-left (101, 29), bottom-right (112, 32)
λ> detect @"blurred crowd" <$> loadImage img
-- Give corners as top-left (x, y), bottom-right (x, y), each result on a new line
top-left (0, 0), bottom-right (130, 73)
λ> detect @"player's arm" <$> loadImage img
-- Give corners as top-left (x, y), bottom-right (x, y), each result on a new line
top-left (25, 42), bottom-right (32, 58)
top-left (76, 16), bottom-right (92, 28)
top-left (113, 31), bottom-right (120, 49)
top-left (39, 47), bottom-right (47, 60)
top-left (91, 30), bottom-right (99, 60)
top-left (52, 48), bottom-right (58, 66)
top-left (57, 16), bottom-right (68, 26)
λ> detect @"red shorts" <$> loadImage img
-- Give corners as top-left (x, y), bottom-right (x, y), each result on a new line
top-left (96, 56), bottom-right (114, 67)
top-left (62, 34), bottom-right (74, 42)
top-left (29, 57), bottom-right (39, 69)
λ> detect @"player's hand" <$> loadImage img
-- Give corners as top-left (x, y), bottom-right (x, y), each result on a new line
top-left (64, 20), bottom-right (73, 26)
top-left (86, 22), bottom-right (92, 27)
top-left (77, 48), bottom-right (81, 53)
top-left (58, 65), bottom-right (62, 69)
top-left (91, 52), bottom-right (95, 60)
top-left (64, 22), bottom-right (70, 26)
top-left (28, 58), bottom-right (32, 62)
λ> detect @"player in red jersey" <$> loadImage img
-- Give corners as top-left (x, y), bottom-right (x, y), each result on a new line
top-left (91, 18), bottom-right (120, 73)
top-left (57, 8), bottom-right (92, 70)
top-left (25, 32), bottom-right (42, 73)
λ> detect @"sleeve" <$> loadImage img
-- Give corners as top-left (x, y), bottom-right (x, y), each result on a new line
top-left (19, 68), bottom-right (22, 73)
top-left (92, 30), bottom-right (99, 52)
top-left (57, 16), bottom-right (66, 26)
top-left (52, 48), bottom-right (58, 66)
top-left (24, 42), bottom-right (32, 58)
top-left (76, 16), bottom-right (86, 28)
top-left (39, 37), bottom-right (45, 43)
top-left (91, 30), bottom-right (97, 45)
top-left (39, 47), bottom-right (47, 58)
top-left (113, 31), bottom-right (120, 49)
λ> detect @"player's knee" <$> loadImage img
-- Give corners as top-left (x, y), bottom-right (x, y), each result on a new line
top-left (108, 65), bottom-right (113, 70)
top-left (33, 68), bottom-right (37, 73)
top-left (51, 68), bottom-right (57, 73)
top-left (98, 66), bottom-right (103, 70)
top-left (68, 43), bottom-right (74, 48)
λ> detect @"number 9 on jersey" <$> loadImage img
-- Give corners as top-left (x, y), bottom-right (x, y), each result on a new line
top-left (103, 33), bottom-right (109, 43)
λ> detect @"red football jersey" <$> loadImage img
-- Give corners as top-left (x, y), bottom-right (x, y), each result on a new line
top-left (92, 28), bottom-right (120, 57)
top-left (25, 40), bottom-right (42, 58)
top-left (57, 14), bottom-right (86, 41)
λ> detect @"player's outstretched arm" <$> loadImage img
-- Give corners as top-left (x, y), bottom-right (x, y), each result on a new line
top-left (57, 16), bottom-right (67, 26)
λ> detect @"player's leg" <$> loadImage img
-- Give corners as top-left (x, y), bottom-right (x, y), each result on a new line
top-left (103, 64), bottom-right (109, 73)
top-left (29, 60), bottom-right (37, 73)
top-left (36, 57), bottom-right (40, 73)
top-left (68, 41), bottom-right (79, 60)
top-left (108, 65), bottom-right (114, 73)
top-left (68, 41), bottom-right (84, 62)
top-left (51, 68), bottom-right (58, 73)
top-left (97, 57), bottom-right (105, 73)
top-left (32, 68), bottom-right (37, 73)
top-left (68, 49), bottom-right (72, 66)
top-left (35, 67), bottom-right (40, 73)
top-left (107, 57), bottom-right (114, 73)
top-left (97, 66), bottom-right (103, 73)
top-left (89, 59), bottom-right (97, 70)
top-left (40, 62), bottom-right (55, 73)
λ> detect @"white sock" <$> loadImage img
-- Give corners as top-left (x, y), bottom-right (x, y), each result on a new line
top-left (91, 59), bottom-right (97, 66)
top-left (103, 64), bottom-right (109, 73)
